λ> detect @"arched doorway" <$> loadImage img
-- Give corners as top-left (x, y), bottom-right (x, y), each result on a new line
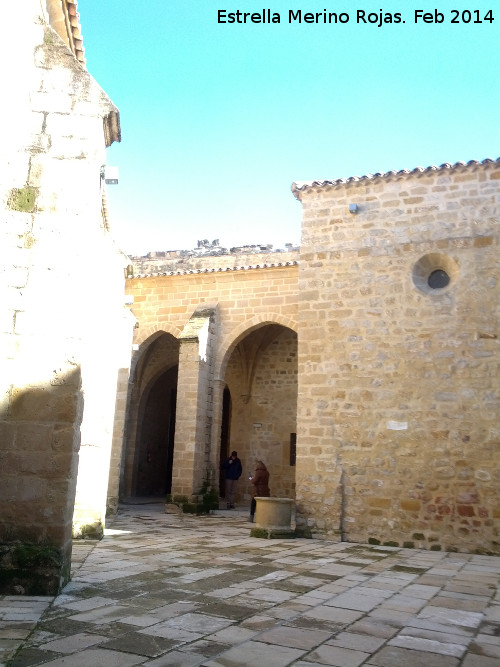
top-left (121, 332), bottom-right (180, 500)
top-left (222, 323), bottom-right (297, 504)
top-left (135, 366), bottom-right (178, 497)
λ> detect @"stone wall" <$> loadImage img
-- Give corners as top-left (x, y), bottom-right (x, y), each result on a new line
top-left (0, 2), bottom-right (132, 593)
top-left (294, 160), bottom-right (500, 552)
top-left (128, 263), bottom-right (298, 348)
top-left (124, 263), bottom-right (299, 503)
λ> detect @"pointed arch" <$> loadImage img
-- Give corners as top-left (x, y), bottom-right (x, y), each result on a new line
top-left (217, 314), bottom-right (298, 380)
top-left (215, 320), bottom-right (298, 504)
top-left (130, 325), bottom-right (181, 383)
top-left (122, 330), bottom-right (180, 498)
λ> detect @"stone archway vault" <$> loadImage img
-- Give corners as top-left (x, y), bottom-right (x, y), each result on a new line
top-left (122, 332), bottom-right (180, 499)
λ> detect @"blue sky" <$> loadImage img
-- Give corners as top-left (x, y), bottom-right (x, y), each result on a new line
top-left (80, 1), bottom-right (499, 255)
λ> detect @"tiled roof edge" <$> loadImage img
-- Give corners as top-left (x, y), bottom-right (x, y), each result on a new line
top-left (291, 157), bottom-right (500, 198)
top-left (127, 260), bottom-right (299, 280)
top-left (66, 1), bottom-right (85, 64)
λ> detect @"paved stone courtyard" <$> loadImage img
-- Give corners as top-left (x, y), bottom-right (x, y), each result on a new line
top-left (2, 502), bottom-right (500, 666)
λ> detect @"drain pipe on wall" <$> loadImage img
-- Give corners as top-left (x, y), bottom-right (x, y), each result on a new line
top-left (340, 466), bottom-right (346, 542)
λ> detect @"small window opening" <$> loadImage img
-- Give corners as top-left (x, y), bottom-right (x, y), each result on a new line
top-left (428, 269), bottom-right (450, 289)
top-left (290, 433), bottom-right (296, 466)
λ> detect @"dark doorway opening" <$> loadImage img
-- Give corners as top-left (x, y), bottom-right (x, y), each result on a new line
top-left (219, 385), bottom-right (232, 498)
top-left (136, 366), bottom-right (178, 497)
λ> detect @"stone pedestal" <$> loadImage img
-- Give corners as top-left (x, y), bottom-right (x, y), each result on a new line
top-left (250, 497), bottom-right (295, 539)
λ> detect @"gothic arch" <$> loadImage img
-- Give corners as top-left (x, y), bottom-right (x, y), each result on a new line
top-left (134, 323), bottom-right (182, 346)
top-left (122, 330), bottom-right (180, 499)
top-left (215, 319), bottom-right (298, 504)
top-left (130, 325), bottom-right (181, 382)
top-left (217, 314), bottom-right (298, 380)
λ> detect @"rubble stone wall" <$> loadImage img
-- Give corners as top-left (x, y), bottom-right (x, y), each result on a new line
top-left (295, 161), bottom-right (500, 552)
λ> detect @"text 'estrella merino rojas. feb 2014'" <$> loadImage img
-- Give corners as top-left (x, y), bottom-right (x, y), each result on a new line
top-left (217, 9), bottom-right (405, 26)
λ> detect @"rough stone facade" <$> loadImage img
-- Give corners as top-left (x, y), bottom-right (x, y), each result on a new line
top-left (293, 160), bottom-right (500, 552)
top-left (0, 1), bottom-right (133, 593)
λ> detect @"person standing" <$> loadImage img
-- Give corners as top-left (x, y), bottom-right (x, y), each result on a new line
top-left (221, 450), bottom-right (242, 509)
top-left (249, 459), bottom-right (270, 522)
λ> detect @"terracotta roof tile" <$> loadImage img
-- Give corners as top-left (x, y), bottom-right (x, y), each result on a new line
top-left (65, 1), bottom-right (85, 64)
top-left (128, 261), bottom-right (298, 280)
top-left (291, 157), bottom-right (500, 198)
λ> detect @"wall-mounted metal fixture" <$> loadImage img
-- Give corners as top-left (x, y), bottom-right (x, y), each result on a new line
top-left (100, 165), bottom-right (119, 185)
top-left (349, 203), bottom-right (358, 214)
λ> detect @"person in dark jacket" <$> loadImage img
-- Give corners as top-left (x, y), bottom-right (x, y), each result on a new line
top-left (221, 450), bottom-right (242, 509)
top-left (249, 459), bottom-right (270, 522)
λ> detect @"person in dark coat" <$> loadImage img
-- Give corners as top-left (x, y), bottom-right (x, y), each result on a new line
top-left (221, 450), bottom-right (242, 509)
top-left (249, 459), bottom-right (270, 522)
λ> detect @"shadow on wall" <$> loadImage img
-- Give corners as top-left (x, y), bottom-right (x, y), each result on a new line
top-left (135, 366), bottom-right (178, 497)
top-left (0, 367), bottom-right (83, 595)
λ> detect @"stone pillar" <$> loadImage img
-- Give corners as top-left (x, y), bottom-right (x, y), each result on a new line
top-left (106, 310), bottom-right (136, 517)
top-left (171, 305), bottom-right (219, 498)
top-left (121, 353), bottom-right (141, 499)
top-left (73, 308), bottom-right (135, 535)
top-left (209, 378), bottom-right (226, 490)
top-left (106, 368), bottom-right (133, 516)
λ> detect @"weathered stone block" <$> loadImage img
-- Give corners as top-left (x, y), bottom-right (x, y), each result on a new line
top-left (11, 385), bottom-right (80, 423)
top-left (400, 499), bottom-right (421, 512)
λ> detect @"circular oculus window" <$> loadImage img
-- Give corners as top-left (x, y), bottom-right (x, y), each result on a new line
top-left (412, 254), bottom-right (458, 294)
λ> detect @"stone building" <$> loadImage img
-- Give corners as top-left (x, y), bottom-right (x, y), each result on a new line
top-left (0, 1), bottom-right (133, 593)
top-left (1, 2), bottom-right (499, 597)
top-left (125, 159), bottom-right (500, 555)
top-left (293, 160), bottom-right (499, 551)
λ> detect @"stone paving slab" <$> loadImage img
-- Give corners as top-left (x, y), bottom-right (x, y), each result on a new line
top-left (2, 503), bottom-right (500, 666)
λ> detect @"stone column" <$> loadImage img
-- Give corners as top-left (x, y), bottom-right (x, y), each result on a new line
top-left (171, 305), bottom-right (219, 498)
top-left (209, 378), bottom-right (226, 490)
top-left (71, 307), bottom-right (134, 533)
top-left (120, 351), bottom-right (141, 499)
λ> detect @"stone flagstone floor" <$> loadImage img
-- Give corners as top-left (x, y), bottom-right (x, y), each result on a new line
top-left (2, 502), bottom-right (500, 666)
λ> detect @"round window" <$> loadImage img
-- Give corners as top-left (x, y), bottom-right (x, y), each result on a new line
top-left (412, 254), bottom-right (458, 294)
